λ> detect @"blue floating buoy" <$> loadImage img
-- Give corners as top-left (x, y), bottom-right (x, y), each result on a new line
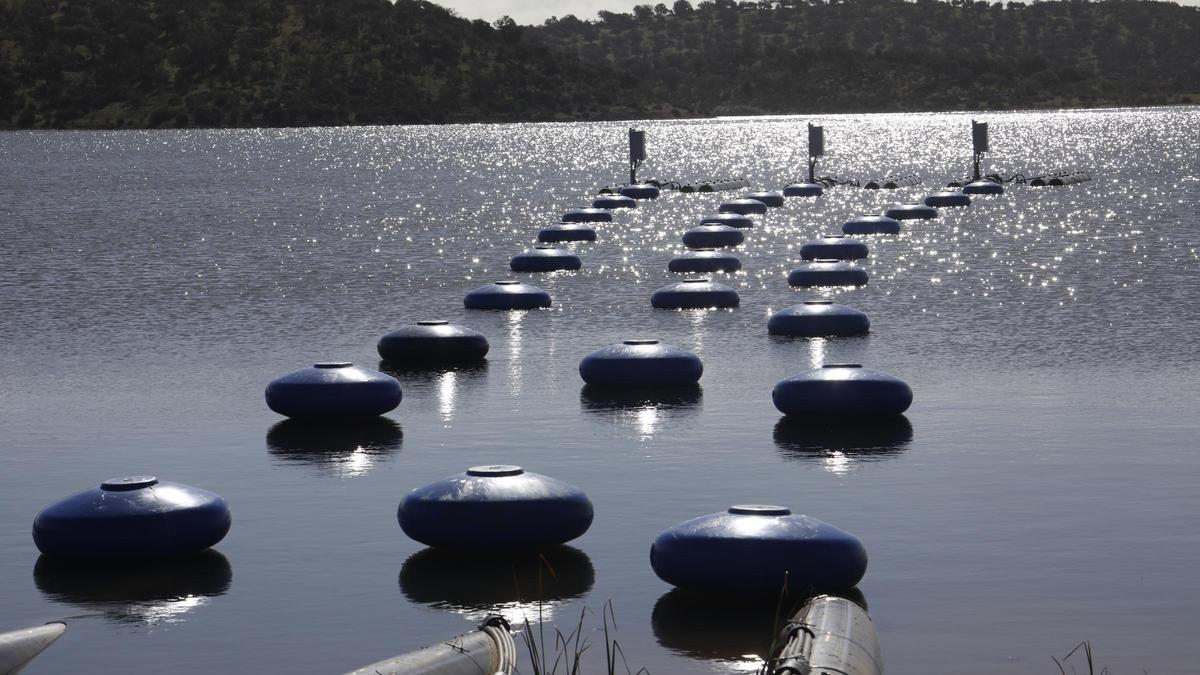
top-left (699, 214), bottom-right (754, 229)
top-left (799, 235), bottom-right (869, 261)
top-left (842, 215), bottom-right (900, 235)
top-left (743, 191), bottom-right (785, 208)
top-left (783, 182), bottom-right (824, 197)
top-left (398, 465), bottom-right (594, 551)
top-left (579, 339), bottom-right (703, 387)
top-left (593, 194), bottom-right (637, 209)
top-left (668, 249), bottom-right (742, 274)
top-left (510, 245), bottom-right (582, 272)
top-left (463, 280), bottom-right (552, 310)
top-left (33, 477), bottom-right (232, 560)
top-left (962, 180), bottom-right (1004, 195)
top-left (651, 278), bottom-right (739, 309)
top-left (787, 260), bottom-right (869, 288)
top-left (682, 225), bottom-right (744, 249)
top-left (619, 184), bottom-right (661, 200)
top-left (650, 504), bottom-right (868, 594)
top-left (562, 208), bottom-right (612, 223)
top-left (773, 364), bottom-right (912, 418)
top-left (884, 204), bottom-right (938, 221)
top-left (923, 191), bottom-right (971, 208)
top-left (538, 223), bottom-right (597, 243)
top-left (719, 199), bottom-right (768, 216)
top-left (768, 301), bottom-right (870, 337)
top-left (266, 362), bottom-right (402, 419)
top-left (377, 321), bottom-right (489, 364)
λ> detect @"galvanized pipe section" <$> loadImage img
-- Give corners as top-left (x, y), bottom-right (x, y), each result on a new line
top-left (344, 621), bottom-right (516, 675)
top-left (0, 622), bottom-right (66, 675)
top-left (768, 595), bottom-right (882, 675)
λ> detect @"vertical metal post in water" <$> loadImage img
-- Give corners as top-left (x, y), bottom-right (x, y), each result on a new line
top-left (808, 123), bottom-right (825, 183)
top-left (629, 128), bottom-right (646, 185)
top-left (972, 119), bottom-right (989, 181)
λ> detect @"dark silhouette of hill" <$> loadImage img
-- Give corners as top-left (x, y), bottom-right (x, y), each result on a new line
top-left (0, 0), bottom-right (1196, 128)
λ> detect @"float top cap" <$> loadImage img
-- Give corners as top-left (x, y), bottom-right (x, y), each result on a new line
top-left (683, 278), bottom-right (710, 283)
top-left (728, 504), bottom-right (791, 515)
top-left (495, 280), bottom-right (520, 285)
top-left (101, 476), bottom-right (159, 491)
top-left (823, 363), bottom-right (863, 369)
top-left (314, 362), bottom-right (353, 369)
top-left (623, 339), bottom-right (659, 345)
top-left (467, 465), bottom-right (524, 477)
top-left (417, 320), bottom-right (449, 326)
top-left (804, 301), bottom-right (834, 305)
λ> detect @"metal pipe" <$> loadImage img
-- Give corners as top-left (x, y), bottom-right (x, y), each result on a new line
top-left (0, 622), bottom-right (66, 675)
top-left (344, 618), bottom-right (516, 675)
top-left (767, 595), bottom-right (882, 675)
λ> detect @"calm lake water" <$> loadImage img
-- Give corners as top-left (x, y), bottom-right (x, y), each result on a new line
top-left (1, 108), bottom-right (1198, 674)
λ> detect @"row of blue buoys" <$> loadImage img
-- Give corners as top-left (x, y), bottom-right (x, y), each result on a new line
top-left (396, 462), bottom-right (863, 594)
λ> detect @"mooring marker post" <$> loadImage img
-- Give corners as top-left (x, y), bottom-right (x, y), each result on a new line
top-left (808, 123), bottom-right (824, 183)
top-left (629, 128), bottom-right (646, 185)
top-left (972, 120), bottom-right (988, 180)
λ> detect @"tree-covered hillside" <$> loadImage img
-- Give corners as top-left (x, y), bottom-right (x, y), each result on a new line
top-left (0, 0), bottom-right (631, 127)
top-left (0, 0), bottom-right (1196, 128)
top-left (536, 0), bottom-right (1200, 115)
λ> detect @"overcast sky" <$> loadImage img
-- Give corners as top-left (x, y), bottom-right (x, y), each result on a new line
top-left (439, 0), bottom-right (1199, 26)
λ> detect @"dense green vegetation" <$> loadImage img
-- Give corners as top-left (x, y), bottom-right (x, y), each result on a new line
top-left (1, 0), bottom-right (1197, 128)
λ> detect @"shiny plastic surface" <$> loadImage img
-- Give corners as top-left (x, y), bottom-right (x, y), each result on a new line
top-left (884, 204), bottom-right (938, 220)
top-left (463, 281), bottom-right (552, 310)
top-left (841, 215), bottom-right (900, 235)
top-left (651, 279), bottom-right (740, 309)
top-left (718, 198), bottom-right (768, 215)
top-left (398, 466), bottom-right (593, 550)
top-left (799, 235), bottom-right (869, 261)
top-left (508, 246), bottom-right (582, 272)
top-left (265, 362), bottom-right (402, 419)
top-left (561, 207), bottom-right (612, 223)
top-left (787, 260), bottom-right (869, 287)
top-left (650, 505), bottom-right (868, 594)
top-left (579, 339), bottom-right (703, 387)
top-left (682, 225), bottom-right (744, 249)
top-left (33, 478), bottom-right (231, 560)
top-left (783, 182), bottom-right (824, 197)
top-left (377, 322), bottom-right (489, 364)
top-left (698, 213), bottom-right (754, 229)
top-left (668, 249), bottom-right (742, 273)
top-left (768, 301), bottom-right (870, 337)
top-left (772, 364), bottom-right (913, 418)
top-left (537, 223), bottom-right (596, 242)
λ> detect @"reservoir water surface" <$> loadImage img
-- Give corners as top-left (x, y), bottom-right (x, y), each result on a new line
top-left (1, 107), bottom-right (1197, 673)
